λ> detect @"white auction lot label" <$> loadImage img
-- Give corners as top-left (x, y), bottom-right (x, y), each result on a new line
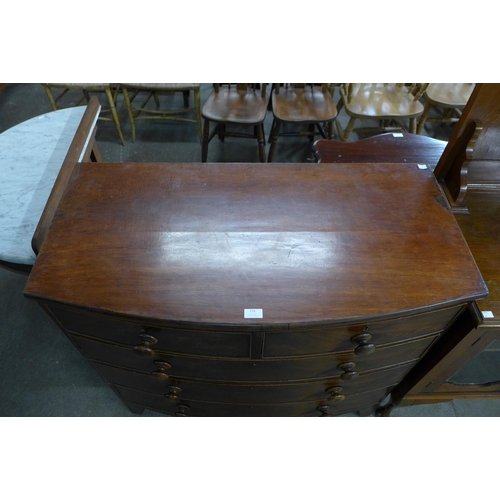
top-left (244, 309), bottom-right (263, 319)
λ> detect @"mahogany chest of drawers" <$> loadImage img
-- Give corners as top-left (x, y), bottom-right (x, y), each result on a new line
top-left (24, 162), bottom-right (487, 416)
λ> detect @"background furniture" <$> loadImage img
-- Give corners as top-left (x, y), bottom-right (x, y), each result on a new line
top-left (313, 132), bottom-right (446, 169)
top-left (0, 97), bottom-right (101, 274)
top-left (201, 84), bottom-right (268, 162)
top-left (24, 161), bottom-right (486, 416)
top-left (120, 83), bottom-right (202, 143)
top-left (380, 83), bottom-right (500, 412)
top-left (335, 83), bottom-right (426, 141)
top-left (267, 84), bottom-right (337, 162)
top-left (416, 83), bottom-right (475, 134)
top-left (41, 84), bottom-right (125, 145)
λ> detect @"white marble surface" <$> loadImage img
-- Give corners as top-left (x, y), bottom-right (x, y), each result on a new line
top-left (0, 106), bottom-right (88, 265)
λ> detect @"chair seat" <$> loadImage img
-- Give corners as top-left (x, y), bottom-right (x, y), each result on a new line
top-left (342, 83), bottom-right (424, 119)
top-left (202, 88), bottom-right (268, 124)
top-left (424, 83), bottom-right (475, 108)
top-left (122, 83), bottom-right (200, 89)
top-left (272, 87), bottom-right (338, 122)
top-left (48, 83), bottom-right (109, 87)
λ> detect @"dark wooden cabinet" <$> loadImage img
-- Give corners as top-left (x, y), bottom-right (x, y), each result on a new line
top-left (24, 162), bottom-right (487, 416)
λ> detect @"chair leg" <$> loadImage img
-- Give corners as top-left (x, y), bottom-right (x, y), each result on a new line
top-left (105, 87), bottom-right (125, 145)
top-left (43, 85), bottom-right (58, 111)
top-left (343, 117), bottom-right (356, 141)
top-left (194, 88), bottom-right (202, 144)
top-left (183, 90), bottom-right (190, 108)
top-left (267, 119), bottom-right (281, 162)
top-left (202, 118), bottom-right (210, 162)
top-left (409, 117), bottom-right (417, 134)
top-left (417, 103), bottom-right (431, 134)
top-left (218, 124), bottom-right (226, 142)
top-left (308, 123), bottom-right (315, 142)
top-left (327, 120), bottom-right (334, 139)
top-left (122, 87), bottom-right (136, 142)
top-left (256, 123), bottom-right (266, 162)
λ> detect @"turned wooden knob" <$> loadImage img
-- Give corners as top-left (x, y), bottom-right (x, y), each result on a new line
top-left (151, 361), bottom-right (171, 380)
top-left (132, 332), bottom-right (158, 357)
top-left (325, 386), bottom-right (346, 402)
top-left (166, 386), bottom-right (182, 401)
top-left (176, 404), bottom-right (190, 417)
top-left (317, 405), bottom-right (330, 417)
top-left (337, 361), bottom-right (359, 380)
top-left (351, 332), bottom-right (376, 356)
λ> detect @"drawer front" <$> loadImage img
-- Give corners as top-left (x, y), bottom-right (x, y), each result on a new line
top-left (48, 305), bottom-right (252, 358)
top-left (70, 333), bottom-right (437, 382)
top-left (115, 385), bottom-right (391, 417)
top-left (93, 361), bottom-right (413, 404)
top-left (264, 305), bottom-right (463, 357)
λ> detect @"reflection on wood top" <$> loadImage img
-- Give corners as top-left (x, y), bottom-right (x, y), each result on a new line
top-left (25, 162), bottom-right (488, 325)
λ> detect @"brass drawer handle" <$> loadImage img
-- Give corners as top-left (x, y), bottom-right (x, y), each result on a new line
top-left (351, 332), bottom-right (376, 356)
top-left (165, 385), bottom-right (182, 401)
top-left (132, 331), bottom-right (158, 358)
top-left (325, 386), bottom-right (346, 402)
top-left (176, 404), bottom-right (190, 417)
top-left (337, 361), bottom-right (359, 380)
top-left (151, 361), bottom-right (172, 380)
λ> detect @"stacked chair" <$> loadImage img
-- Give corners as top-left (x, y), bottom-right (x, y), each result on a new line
top-left (201, 84), bottom-right (268, 162)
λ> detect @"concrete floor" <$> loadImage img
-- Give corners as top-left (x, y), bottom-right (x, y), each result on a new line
top-left (1, 83), bottom-right (499, 417)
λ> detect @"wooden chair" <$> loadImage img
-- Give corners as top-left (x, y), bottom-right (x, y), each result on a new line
top-left (416, 83), bottom-right (475, 134)
top-left (267, 84), bottom-right (337, 162)
top-left (313, 132), bottom-right (447, 170)
top-left (120, 83), bottom-right (202, 143)
top-left (336, 83), bottom-right (427, 142)
top-left (201, 84), bottom-right (268, 162)
top-left (41, 83), bottom-right (125, 145)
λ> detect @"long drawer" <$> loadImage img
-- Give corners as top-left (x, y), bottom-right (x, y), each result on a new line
top-left (93, 361), bottom-right (413, 404)
top-left (115, 385), bottom-right (392, 417)
top-left (46, 303), bottom-right (461, 359)
top-left (70, 333), bottom-right (438, 382)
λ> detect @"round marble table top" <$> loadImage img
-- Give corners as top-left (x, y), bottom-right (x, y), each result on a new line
top-left (0, 106), bottom-right (87, 265)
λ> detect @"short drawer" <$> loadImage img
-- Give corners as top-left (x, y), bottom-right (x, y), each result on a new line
top-left (115, 385), bottom-right (391, 417)
top-left (93, 361), bottom-right (412, 404)
top-left (70, 333), bottom-right (437, 382)
top-left (264, 305), bottom-right (463, 357)
top-left (48, 305), bottom-right (252, 358)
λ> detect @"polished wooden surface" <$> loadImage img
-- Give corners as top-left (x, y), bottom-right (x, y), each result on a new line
top-left (313, 132), bottom-right (447, 168)
top-left (24, 161), bottom-right (488, 416)
top-left (25, 162), bottom-right (487, 326)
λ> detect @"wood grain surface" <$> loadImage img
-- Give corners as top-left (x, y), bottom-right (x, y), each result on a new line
top-left (25, 162), bottom-right (487, 326)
